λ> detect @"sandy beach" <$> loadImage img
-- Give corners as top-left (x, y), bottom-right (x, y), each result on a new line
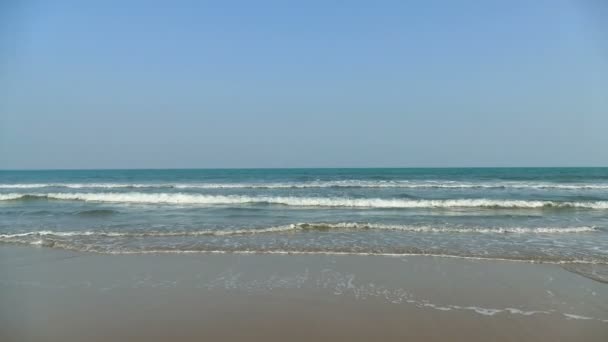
top-left (1, 246), bottom-right (606, 341)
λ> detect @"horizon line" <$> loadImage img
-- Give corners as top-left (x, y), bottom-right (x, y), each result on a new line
top-left (1, 166), bottom-right (607, 172)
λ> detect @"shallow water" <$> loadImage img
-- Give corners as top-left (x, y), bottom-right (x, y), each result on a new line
top-left (1, 168), bottom-right (607, 267)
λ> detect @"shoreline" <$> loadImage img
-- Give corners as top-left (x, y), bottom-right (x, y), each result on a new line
top-left (2, 241), bottom-right (606, 266)
top-left (1, 246), bottom-right (607, 341)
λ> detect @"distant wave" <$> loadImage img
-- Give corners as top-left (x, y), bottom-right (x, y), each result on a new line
top-left (2, 192), bottom-right (608, 209)
top-left (0, 183), bottom-right (167, 189)
top-left (0, 223), bottom-right (598, 240)
top-left (1, 181), bottom-right (608, 190)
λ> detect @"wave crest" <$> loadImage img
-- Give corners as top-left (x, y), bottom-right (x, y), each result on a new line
top-left (0, 223), bottom-right (597, 240)
top-left (2, 192), bottom-right (608, 209)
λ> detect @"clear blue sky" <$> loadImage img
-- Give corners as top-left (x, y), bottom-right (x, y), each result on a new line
top-left (1, 0), bottom-right (607, 169)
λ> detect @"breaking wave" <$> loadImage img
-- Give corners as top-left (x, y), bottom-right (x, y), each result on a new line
top-left (1, 222), bottom-right (603, 265)
top-left (0, 223), bottom-right (598, 240)
top-left (2, 193), bottom-right (608, 209)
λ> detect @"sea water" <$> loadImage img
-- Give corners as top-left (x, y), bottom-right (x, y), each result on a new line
top-left (1, 168), bottom-right (607, 270)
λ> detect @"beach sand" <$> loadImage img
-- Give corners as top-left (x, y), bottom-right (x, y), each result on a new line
top-left (1, 246), bottom-right (606, 341)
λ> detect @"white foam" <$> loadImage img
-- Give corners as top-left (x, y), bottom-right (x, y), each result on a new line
top-left (504, 308), bottom-right (548, 316)
top-left (0, 226), bottom-right (296, 239)
top-left (563, 313), bottom-right (594, 320)
top-left (0, 223), bottom-right (595, 240)
top-left (0, 231), bottom-right (98, 238)
top-left (316, 223), bottom-right (598, 234)
top-left (3, 192), bottom-right (608, 209)
top-left (464, 306), bottom-right (503, 316)
top-left (0, 194), bottom-right (25, 200)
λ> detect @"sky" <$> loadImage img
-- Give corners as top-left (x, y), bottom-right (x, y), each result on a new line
top-left (1, 0), bottom-right (607, 169)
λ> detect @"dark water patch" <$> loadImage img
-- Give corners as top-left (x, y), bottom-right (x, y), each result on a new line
top-left (395, 193), bottom-right (417, 199)
top-left (75, 209), bottom-right (119, 217)
top-left (2, 194), bottom-right (48, 202)
top-left (0, 210), bottom-right (55, 216)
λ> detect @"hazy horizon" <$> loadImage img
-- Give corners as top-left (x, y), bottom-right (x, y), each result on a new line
top-left (2, 1), bottom-right (607, 169)
top-left (2, 166), bottom-right (608, 172)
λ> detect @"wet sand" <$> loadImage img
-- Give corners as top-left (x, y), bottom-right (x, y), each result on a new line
top-left (1, 246), bottom-right (607, 341)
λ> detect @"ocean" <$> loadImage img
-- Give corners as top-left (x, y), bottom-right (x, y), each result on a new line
top-left (1, 168), bottom-right (607, 270)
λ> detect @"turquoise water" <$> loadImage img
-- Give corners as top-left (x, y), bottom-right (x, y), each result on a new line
top-left (1, 168), bottom-right (608, 267)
